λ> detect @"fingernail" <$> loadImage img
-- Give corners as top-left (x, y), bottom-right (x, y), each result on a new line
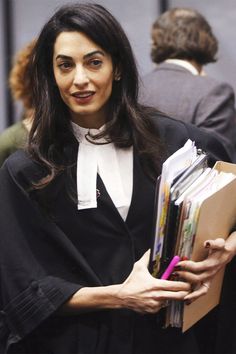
top-left (170, 273), bottom-right (179, 281)
top-left (185, 300), bottom-right (191, 305)
top-left (181, 256), bottom-right (189, 261)
top-left (174, 265), bottom-right (181, 271)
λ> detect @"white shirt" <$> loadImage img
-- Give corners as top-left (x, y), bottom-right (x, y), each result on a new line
top-left (165, 59), bottom-right (200, 76)
top-left (71, 122), bottom-right (133, 221)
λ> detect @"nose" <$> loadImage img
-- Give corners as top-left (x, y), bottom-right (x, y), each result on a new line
top-left (73, 65), bottom-right (89, 87)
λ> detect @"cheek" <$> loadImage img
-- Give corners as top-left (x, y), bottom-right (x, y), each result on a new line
top-left (56, 78), bottom-right (71, 97)
top-left (100, 74), bottom-right (114, 96)
top-left (54, 70), bottom-right (71, 93)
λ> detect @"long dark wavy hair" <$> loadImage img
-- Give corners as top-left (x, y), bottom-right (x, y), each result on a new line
top-left (151, 8), bottom-right (218, 65)
top-left (28, 2), bottom-right (165, 189)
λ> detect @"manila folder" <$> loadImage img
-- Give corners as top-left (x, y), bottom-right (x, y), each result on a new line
top-left (182, 161), bottom-right (236, 332)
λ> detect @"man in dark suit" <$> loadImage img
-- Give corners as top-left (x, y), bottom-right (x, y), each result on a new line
top-left (140, 7), bottom-right (236, 160)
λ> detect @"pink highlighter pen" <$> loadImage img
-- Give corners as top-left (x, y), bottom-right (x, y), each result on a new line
top-left (161, 255), bottom-right (181, 280)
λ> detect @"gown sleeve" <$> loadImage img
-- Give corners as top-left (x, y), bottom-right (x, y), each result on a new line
top-left (150, 113), bottom-right (234, 165)
top-left (0, 160), bottom-right (82, 348)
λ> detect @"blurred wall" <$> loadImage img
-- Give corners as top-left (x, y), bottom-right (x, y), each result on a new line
top-left (0, 0), bottom-right (6, 132)
top-left (13, 0), bottom-right (157, 76)
top-left (0, 0), bottom-right (236, 132)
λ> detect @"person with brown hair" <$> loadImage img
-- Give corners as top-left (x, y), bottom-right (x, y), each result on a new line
top-left (0, 39), bottom-right (35, 166)
top-left (140, 7), bottom-right (236, 160)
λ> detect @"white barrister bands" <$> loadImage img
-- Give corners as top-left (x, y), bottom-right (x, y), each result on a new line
top-left (71, 122), bottom-right (133, 220)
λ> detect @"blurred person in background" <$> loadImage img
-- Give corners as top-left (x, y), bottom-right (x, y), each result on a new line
top-left (0, 39), bottom-right (35, 166)
top-left (140, 7), bottom-right (236, 161)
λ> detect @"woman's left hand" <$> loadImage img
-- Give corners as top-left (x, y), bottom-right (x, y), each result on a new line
top-left (174, 233), bottom-right (236, 303)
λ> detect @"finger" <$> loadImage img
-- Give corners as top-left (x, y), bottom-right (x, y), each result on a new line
top-left (204, 238), bottom-right (226, 250)
top-left (177, 260), bottom-right (204, 272)
top-left (177, 258), bottom-right (219, 273)
top-left (136, 299), bottom-right (169, 315)
top-left (156, 290), bottom-right (190, 301)
top-left (149, 301), bottom-right (169, 314)
top-left (184, 282), bottom-right (210, 302)
top-left (161, 300), bottom-right (169, 308)
top-left (201, 281), bottom-right (210, 290)
top-left (173, 269), bottom-right (214, 284)
top-left (174, 270), bottom-right (202, 283)
top-left (157, 279), bottom-right (191, 292)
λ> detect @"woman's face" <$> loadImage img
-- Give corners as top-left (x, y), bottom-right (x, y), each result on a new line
top-left (53, 31), bottom-right (115, 128)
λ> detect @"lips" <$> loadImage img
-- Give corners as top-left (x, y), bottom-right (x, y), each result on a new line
top-left (72, 91), bottom-right (95, 98)
top-left (71, 91), bottom-right (95, 105)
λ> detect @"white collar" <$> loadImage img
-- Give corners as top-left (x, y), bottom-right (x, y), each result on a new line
top-left (71, 121), bottom-right (131, 212)
top-left (165, 59), bottom-right (200, 76)
top-left (71, 122), bottom-right (108, 145)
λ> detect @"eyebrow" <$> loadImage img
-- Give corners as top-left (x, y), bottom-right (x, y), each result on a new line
top-left (55, 50), bottom-right (105, 61)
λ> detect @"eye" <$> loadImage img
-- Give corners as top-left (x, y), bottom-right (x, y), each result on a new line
top-left (88, 59), bottom-right (103, 68)
top-left (58, 62), bottom-right (73, 71)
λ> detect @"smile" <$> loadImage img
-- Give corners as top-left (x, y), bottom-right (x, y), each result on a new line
top-left (71, 91), bottom-right (95, 105)
top-left (72, 91), bottom-right (95, 98)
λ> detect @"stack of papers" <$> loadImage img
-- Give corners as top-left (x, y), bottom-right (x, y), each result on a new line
top-left (150, 140), bottom-right (206, 277)
top-left (149, 140), bottom-right (236, 331)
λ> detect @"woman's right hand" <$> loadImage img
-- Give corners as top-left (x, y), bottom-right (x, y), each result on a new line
top-left (60, 250), bottom-right (190, 315)
top-left (117, 250), bottom-right (191, 314)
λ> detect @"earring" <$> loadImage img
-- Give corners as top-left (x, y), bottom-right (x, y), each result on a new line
top-left (114, 76), bottom-right (121, 81)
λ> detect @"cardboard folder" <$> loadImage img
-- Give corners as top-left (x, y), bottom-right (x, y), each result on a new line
top-left (182, 161), bottom-right (236, 332)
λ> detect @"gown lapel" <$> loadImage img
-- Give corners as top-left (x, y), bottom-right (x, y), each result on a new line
top-left (96, 150), bottom-right (155, 224)
top-left (96, 150), bottom-right (156, 260)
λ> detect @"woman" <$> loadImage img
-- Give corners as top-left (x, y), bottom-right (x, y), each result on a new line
top-left (0, 3), bottom-right (235, 354)
top-left (0, 39), bottom-right (35, 166)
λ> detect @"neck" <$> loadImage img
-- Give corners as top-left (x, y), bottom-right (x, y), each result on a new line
top-left (70, 116), bottom-right (105, 129)
top-left (188, 60), bottom-right (202, 74)
top-left (70, 110), bottom-right (107, 129)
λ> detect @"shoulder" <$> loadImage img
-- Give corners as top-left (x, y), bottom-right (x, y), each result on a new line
top-left (149, 113), bottom-right (194, 153)
top-left (2, 149), bottom-right (48, 191)
top-left (148, 111), bottom-right (190, 145)
top-left (0, 122), bottom-right (24, 144)
top-left (0, 121), bottom-right (27, 140)
top-left (0, 122), bottom-right (28, 165)
top-left (195, 75), bottom-right (235, 97)
top-left (143, 68), bottom-right (234, 93)
top-left (146, 110), bottom-right (232, 164)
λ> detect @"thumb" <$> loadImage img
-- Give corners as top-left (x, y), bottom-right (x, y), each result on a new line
top-left (138, 249), bottom-right (151, 266)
